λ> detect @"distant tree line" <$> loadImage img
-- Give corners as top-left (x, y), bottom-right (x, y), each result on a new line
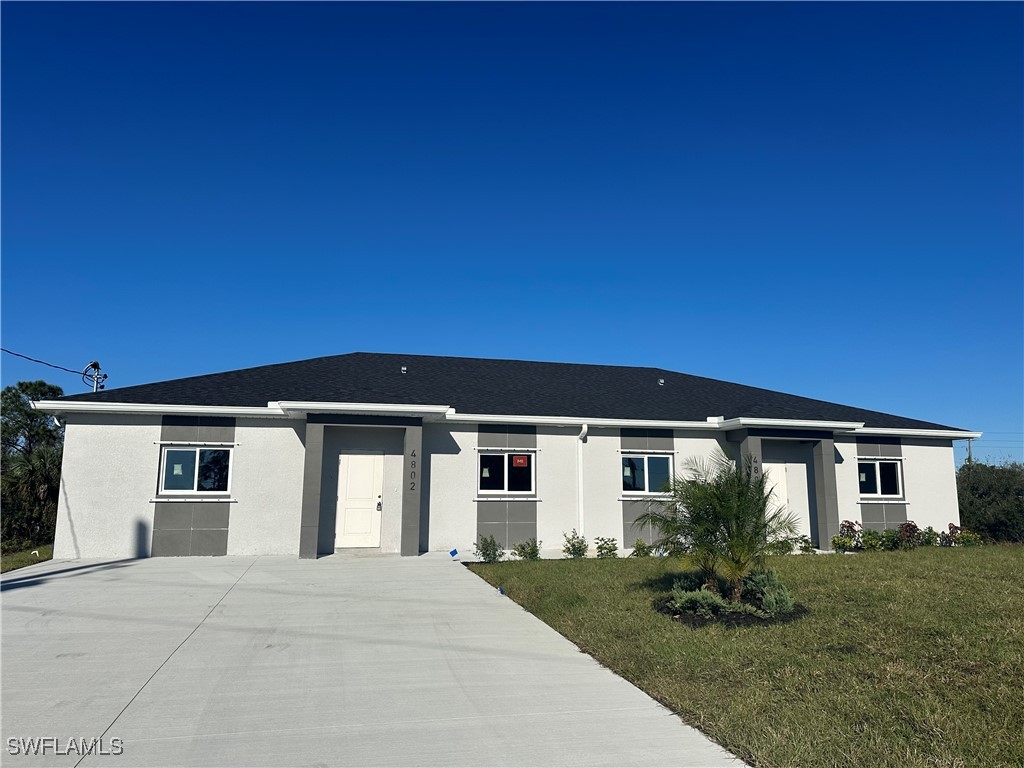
top-left (1, 381), bottom-right (64, 553)
top-left (957, 459), bottom-right (1024, 543)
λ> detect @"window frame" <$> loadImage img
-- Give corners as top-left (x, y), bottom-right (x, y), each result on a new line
top-left (857, 458), bottom-right (903, 499)
top-left (620, 453), bottom-right (673, 495)
top-left (477, 450), bottom-right (536, 496)
top-left (158, 445), bottom-right (233, 496)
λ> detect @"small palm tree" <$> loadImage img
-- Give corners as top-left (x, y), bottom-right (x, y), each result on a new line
top-left (637, 450), bottom-right (797, 602)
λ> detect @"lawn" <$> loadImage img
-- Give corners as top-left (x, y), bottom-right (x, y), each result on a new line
top-left (0, 544), bottom-right (53, 574)
top-left (468, 547), bottom-right (1024, 768)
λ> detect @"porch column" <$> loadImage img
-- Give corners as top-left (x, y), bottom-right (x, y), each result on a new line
top-left (812, 438), bottom-right (841, 549)
top-left (298, 422), bottom-right (325, 558)
top-left (739, 434), bottom-right (763, 480)
top-left (401, 425), bottom-right (423, 556)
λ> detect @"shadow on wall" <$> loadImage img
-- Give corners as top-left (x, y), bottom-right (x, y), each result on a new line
top-left (136, 518), bottom-right (150, 558)
top-left (59, 474), bottom-right (81, 559)
top-left (420, 428), bottom-right (463, 553)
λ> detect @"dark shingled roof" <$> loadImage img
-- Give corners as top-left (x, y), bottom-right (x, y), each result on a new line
top-left (59, 352), bottom-right (963, 431)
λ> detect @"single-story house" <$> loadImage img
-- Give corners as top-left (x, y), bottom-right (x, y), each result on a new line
top-left (33, 352), bottom-right (980, 559)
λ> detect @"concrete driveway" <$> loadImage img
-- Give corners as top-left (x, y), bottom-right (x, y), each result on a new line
top-left (2, 555), bottom-right (737, 767)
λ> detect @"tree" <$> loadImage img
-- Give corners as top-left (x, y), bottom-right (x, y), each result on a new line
top-left (957, 460), bottom-right (1024, 543)
top-left (637, 450), bottom-right (798, 602)
top-left (1, 381), bottom-right (64, 549)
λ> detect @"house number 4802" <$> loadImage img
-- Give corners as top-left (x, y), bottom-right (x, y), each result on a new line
top-left (409, 449), bottom-right (417, 491)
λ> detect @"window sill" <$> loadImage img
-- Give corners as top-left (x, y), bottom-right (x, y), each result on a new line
top-left (473, 497), bottom-right (540, 502)
top-left (619, 495), bottom-right (664, 501)
top-left (150, 497), bottom-right (237, 503)
top-left (858, 499), bottom-right (907, 504)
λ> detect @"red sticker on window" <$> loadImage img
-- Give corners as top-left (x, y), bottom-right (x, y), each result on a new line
top-left (512, 455), bottom-right (529, 467)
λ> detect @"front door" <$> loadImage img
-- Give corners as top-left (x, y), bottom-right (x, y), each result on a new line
top-left (336, 452), bottom-right (384, 548)
top-left (763, 460), bottom-right (814, 541)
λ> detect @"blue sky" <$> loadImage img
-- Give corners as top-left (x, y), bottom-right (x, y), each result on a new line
top-left (2, 2), bottom-right (1021, 463)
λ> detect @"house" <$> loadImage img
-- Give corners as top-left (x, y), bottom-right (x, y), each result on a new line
top-left (32, 352), bottom-right (980, 559)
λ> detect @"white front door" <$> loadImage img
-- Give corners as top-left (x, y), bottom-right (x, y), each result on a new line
top-left (336, 452), bottom-right (384, 548)
top-left (763, 461), bottom-right (813, 540)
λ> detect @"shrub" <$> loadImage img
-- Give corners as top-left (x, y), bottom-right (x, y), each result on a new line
top-left (629, 539), bottom-right (654, 557)
top-left (954, 529), bottom-right (984, 548)
top-left (562, 529), bottom-right (588, 559)
top-left (767, 537), bottom-right (795, 556)
top-left (742, 570), bottom-right (796, 616)
top-left (957, 459), bottom-right (1024, 543)
top-left (510, 537), bottom-right (541, 561)
top-left (669, 587), bottom-right (765, 619)
top-left (831, 535), bottom-right (856, 553)
top-left (897, 521), bottom-right (921, 550)
top-left (838, 520), bottom-right (863, 549)
top-left (795, 535), bottom-right (816, 554)
top-left (594, 537), bottom-right (619, 558)
top-left (860, 528), bottom-right (883, 551)
top-left (918, 526), bottom-right (940, 547)
top-left (473, 535), bottom-right (504, 563)
top-left (880, 528), bottom-right (901, 551)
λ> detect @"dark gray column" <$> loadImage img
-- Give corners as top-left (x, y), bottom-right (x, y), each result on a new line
top-left (739, 434), bottom-right (763, 481)
top-left (812, 439), bottom-right (841, 549)
top-left (401, 425), bottom-right (423, 556)
top-left (299, 423), bottom-right (325, 558)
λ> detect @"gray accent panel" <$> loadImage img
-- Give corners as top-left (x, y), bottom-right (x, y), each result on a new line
top-left (879, 442), bottom-right (902, 458)
top-left (477, 522), bottom-right (508, 549)
top-left (507, 523), bottom-right (537, 548)
top-left (622, 500), bottom-right (655, 547)
top-left (884, 504), bottom-right (908, 524)
top-left (194, 504), bottom-right (230, 530)
top-left (812, 439), bottom-right (841, 549)
top-left (161, 416), bottom-right (200, 443)
top-left (153, 503), bottom-right (193, 530)
top-left (862, 521), bottom-right (886, 532)
top-left (506, 502), bottom-right (537, 524)
top-left (190, 528), bottom-right (228, 556)
top-left (477, 501), bottom-right (508, 524)
top-left (401, 426), bottom-right (423, 556)
top-left (856, 441), bottom-right (880, 457)
top-left (299, 423), bottom-right (325, 558)
top-left (160, 416), bottom-right (236, 443)
top-left (477, 425), bottom-right (508, 448)
top-left (506, 428), bottom-right (536, 449)
top-left (620, 428), bottom-right (674, 452)
top-left (860, 504), bottom-right (886, 524)
top-left (152, 501), bottom-right (230, 556)
top-left (152, 529), bottom-right (191, 557)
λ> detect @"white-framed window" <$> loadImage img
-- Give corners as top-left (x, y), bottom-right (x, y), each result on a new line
top-left (622, 454), bottom-right (672, 494)
top-left (478, 452), bottom-right (535, 495)
top-left (858, 459), bottom-right (902, 498)
top-left (159, 446), bottom-right (232, 495)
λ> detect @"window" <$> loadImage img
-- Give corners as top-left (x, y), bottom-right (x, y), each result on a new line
top-left (858, 459), bottom-right (902, 497)
top-left (622, 455), bottom-right (671, 493)
top-left (478, 452), bottom-right (534, 494)
top-left (160, 447), bottom-right (231, 494)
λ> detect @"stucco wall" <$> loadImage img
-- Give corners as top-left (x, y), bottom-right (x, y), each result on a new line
top-left (422, 423), bottom-right (477, 553)
top-left (54, 414), bottom-right (162, 559)
top-left (228, 418), bottom-right (305, 556)
top-left (900, 439), bottom-right (960, 530)
top-left (535, 426), bottom-right (580, 548)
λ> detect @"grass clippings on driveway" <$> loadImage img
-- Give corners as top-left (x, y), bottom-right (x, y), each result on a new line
top-left (468, 547), bottom-right (1024, 768)
top-left (1, 544), bottom-right (53, 573)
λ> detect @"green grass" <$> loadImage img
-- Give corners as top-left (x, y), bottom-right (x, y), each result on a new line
top-left (468, 548), bottom-right (1024, 768)
top-left (0, 544), bottom-right (53, 573)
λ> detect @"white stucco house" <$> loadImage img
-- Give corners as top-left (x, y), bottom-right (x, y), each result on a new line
top-left (32, 352), bottom-right (979, 559)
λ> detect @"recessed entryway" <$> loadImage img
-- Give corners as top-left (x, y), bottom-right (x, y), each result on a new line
top-left (336, 451), bottom-right (384, 548)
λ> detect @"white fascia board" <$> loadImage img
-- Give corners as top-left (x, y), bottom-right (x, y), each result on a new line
top-left (719, 417), bottom-right (865, 431)
top-left (444, 412), bottom-right (719, 429)
top-left (273, 401), bottom-right (452, 416)
top-left (31, 401), bottom-right (286, 417)
top-left (851, 427), bottom-right (983, 440)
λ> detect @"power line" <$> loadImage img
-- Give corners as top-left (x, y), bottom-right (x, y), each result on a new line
top-left (1, 348), bottom-right (84, 376)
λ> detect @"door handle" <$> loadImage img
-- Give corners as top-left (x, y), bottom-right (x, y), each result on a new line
top-left (376, 497), bottom-right (382, 512)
